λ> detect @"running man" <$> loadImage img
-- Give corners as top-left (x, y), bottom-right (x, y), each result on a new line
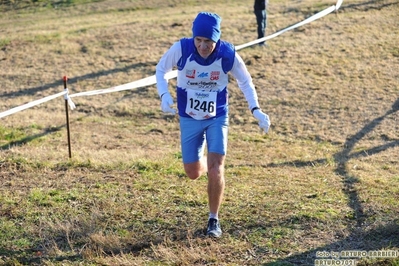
top-left (155, 12), bottom-right (270, 238)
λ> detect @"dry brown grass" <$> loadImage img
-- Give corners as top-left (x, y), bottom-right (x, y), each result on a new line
top-left (0, 0), bottom-right (398, 265)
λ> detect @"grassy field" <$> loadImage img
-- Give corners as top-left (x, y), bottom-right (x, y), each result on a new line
top-left (0, 0), bottom-right (398, 265)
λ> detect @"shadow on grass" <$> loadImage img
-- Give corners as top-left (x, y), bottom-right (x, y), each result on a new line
top-left (0, 125), bottom-right (64, 151)
top-left (225, 98), bottom-right (399, 265)
top-left (0, 61), bottom-right (156, 99)
top-left (0, 248), bottom-right (82, 265)
top-left (259, 97), bottom-right (399, 266)
top-left (344, 0), bottom-right (399, 12)
top-left (0, 227), bottom-right (206, 265)
top-left (251, 220), bottom-right (399, 265)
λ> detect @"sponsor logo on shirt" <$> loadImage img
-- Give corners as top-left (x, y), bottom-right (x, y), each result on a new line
top-left (186, 69), bottom-right (196, 78)
top-left (195, 92), bottom-right (210, 99)
top-left (197, 72), bottom-right (209, 78)
top-left (186, 81), bottom-right (217, 89)
top-left (210, 71), bottom-right (220, 81)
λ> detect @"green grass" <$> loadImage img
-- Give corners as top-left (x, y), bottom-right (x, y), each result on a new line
top-left (1, 0), bottom-right (398, 265)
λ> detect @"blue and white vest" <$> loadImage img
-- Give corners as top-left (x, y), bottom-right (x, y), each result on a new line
top-left (176, 38), bottom-right (235, 120)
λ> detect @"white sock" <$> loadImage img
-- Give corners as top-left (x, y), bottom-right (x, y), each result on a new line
top-left (209, 213), bottom-right (218, 220)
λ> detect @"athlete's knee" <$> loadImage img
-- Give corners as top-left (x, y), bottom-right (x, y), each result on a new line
top-left (207, 167), bottom-right (224, 181)
top-left (186, 171), bottom-right (201, 180)
top-left (184, 165), bottom-right (202, 180)
top-left (207, 154), bottom-right (225, 177)
top-left (184, 158), bottom-right (207, 180)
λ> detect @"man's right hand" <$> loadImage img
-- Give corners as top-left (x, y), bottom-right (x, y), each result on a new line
top-left (161, 92), bottom-right (176, 115)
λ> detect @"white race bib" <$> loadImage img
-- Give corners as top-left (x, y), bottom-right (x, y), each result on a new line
top-left (185, 89), bottom-right (217, 120)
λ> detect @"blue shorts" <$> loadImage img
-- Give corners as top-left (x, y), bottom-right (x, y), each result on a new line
top-left (179, 115), bottom-right (229, 164)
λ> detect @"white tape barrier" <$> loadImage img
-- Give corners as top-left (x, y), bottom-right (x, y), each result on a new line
top-left (0, 0), bottom-right (342, 119)
top-left (0, 90), bottom-right (75, 119)
top-left (236, 0), bottom-right (342, 50)
top-left (68, 70), bottom-right (177, 98)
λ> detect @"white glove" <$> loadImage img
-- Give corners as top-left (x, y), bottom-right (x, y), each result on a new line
top-left (160, 92), bottom-right (176, 115)
top-left (253, 109), bottom-right (270, 133)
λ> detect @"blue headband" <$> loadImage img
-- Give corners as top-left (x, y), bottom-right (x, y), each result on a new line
top-left (192, 12), bottom-right (221, 43)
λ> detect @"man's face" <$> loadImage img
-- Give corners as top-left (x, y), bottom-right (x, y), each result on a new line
top-left (194, 36), bottom-right (216, 59)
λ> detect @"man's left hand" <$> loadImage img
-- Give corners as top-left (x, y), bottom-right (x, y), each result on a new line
top-left (253, 109), bottom-right (270, 133)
